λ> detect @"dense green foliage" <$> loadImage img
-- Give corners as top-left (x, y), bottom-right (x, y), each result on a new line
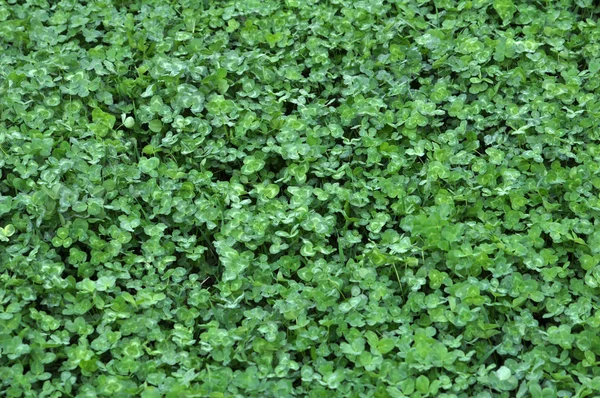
top-left (2, 0), bottom-right (600, 396)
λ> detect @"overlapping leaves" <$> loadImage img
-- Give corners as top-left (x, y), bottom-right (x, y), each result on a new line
top-left (2, 0), bottom-right (600, 397)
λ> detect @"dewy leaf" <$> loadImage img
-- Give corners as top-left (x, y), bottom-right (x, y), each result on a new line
top-left (496, 366), bottom-right (512, 381)
top-left (241, 156), bottom-right (265, 175)
top-left (0, 224), bottom-right (15, 241)
top-left (92, 108), bottom-right (116, 129)
top-left (123, 114), bottom-right (135, 128)
top-left (493, 0), bottom-right (516, 22)
top-left (139, 157), bottom-right (160, 173)
top-left (96, 276), bottom-right (116, 292)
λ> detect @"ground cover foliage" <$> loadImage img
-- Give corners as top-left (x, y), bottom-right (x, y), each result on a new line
top-left (2, 0), bottom-right (600, 396)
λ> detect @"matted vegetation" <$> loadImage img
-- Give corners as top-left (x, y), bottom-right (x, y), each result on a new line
top-left (2, 0), bottom-right (600, 397)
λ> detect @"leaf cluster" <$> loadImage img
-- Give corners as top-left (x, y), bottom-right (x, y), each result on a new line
top-left (2, 0), bottom-right (600, 397)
